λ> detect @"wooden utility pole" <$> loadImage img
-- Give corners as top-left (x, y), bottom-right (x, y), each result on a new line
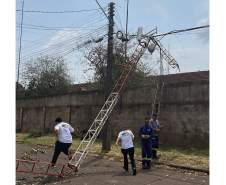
top-left (102, 2), bottom-right (115, 152)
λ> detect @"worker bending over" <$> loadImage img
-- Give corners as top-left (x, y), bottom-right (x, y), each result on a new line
top-left (116, 127), bottom-right (136, 175)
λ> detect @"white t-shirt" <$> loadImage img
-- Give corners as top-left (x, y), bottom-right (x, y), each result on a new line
top-left (118, 130), bottom-right (134, 149)
top-left (55, 122), bottom-right (74, 143)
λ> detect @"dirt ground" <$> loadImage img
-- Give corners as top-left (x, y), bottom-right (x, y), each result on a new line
top-left (16, 143), bottom-right (209, 185)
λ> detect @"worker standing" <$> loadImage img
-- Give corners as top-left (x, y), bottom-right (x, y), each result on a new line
top-left (116, 128), bottom-right (136, 175)
top-left (149, 114), bottom-right (160, 159)
top-left (139, 117), bottom-right (153, 169)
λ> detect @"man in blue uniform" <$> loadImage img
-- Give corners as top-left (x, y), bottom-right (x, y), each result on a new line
top-left (139, 117), bottom-right (153, 169)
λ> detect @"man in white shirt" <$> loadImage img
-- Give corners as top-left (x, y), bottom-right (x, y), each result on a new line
top-left (116, 128), bottom-right (136, 175)
top-left (51, 117), bottom-right (74, 167)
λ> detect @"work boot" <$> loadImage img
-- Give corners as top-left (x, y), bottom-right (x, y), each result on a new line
top-left (152, 149), bottom-right (157, 159)
top-left (142, 160), bottom-right (146, 169)
top-left (123, 166), bottom-right (128, 172)
top-left (132, 168), bottom-right (136, 176)
top-left (146, 160), bottom-right (151, 169)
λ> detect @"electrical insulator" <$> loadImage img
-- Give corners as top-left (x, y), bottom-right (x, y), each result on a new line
top-left (148, 43), bottom-right (156, 54)
top-left (139, 38), bottom-right (148, 48)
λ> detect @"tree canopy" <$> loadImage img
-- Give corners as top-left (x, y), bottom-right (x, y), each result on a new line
top-left (84, 40), bottom-right (153, 89)
top-left (22, 56), bottom-right (72, 97)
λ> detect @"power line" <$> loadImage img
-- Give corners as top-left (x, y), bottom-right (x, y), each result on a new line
top-left (16, 8), bottom-right (104, 14)
top-left (94, 0), bottom-right (109, 19)
top-left (16, 17), bottom-right (107, 31)
top-left (18, 26), bottom-right (107, 62)
top-left (154, 25), bottom-right (209, 38)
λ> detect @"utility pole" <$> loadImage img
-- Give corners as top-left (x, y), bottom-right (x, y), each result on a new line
top-left (102, 2), bottom-right (115, 152)
top-left (159, 49), bottom-right (164, 76)
top-left (167, 44), bottom-right (170, 74)
top-left (17, 0), bottom-right (24, 87)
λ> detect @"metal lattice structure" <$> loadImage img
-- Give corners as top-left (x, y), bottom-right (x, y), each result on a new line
top-left (150, 36), bottom-right (180, 71)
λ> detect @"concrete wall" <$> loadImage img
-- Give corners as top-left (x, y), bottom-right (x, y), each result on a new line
top-left (16, 73), bottom-right (209, 148)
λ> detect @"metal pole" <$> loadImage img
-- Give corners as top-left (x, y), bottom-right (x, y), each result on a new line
top-left (160, 49), bottom-right (164, 76)
top-left (17, 0), bottom-right (24, 85)
top-left (124, 0), bottom-right (129, 62)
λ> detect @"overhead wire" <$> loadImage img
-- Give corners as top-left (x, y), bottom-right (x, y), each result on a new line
top-left (19, 32), bottom-right (105, 60)
top-left (94, 0), bottom-right (109, 20)
top-left (18, 26), bottom-right (104, 54)
top-left (17, 15), bottom-right (108, 56)
top-left (18, 26), bottom-right (107, 62)
top-left (16, 3), bottom-right (109, 83)
top-left (16, 12), bottom-right (108, 31)
top-left (16, 7), bottom-right (106, 14)
top-left (153, 25), bottom-right (209, 38)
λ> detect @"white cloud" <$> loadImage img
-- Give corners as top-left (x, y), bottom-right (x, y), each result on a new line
top-left (43, 28), bottom-right (81, 49)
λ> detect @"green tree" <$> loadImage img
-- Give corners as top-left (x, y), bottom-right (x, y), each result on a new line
top-left (22, 56), bottom-right (72, 97)
top-left (84, 40), bottom-right (153, 89)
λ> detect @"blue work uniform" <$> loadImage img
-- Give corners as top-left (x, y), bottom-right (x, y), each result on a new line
top-left (139, 125), bottom-right (153, 169)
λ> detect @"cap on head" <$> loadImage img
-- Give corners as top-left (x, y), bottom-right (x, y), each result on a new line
top-left (55, 117), bottom-right (62, 123)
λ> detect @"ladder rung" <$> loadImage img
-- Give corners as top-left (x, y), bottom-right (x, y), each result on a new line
top-left (88, 129), bottom-right (97, 132)
top-left (95, 119), bottom-right (102, 122)
top-left (83, 140), bottom-right (91, 143)
top-left (76, 151), bottom-right (83, 155)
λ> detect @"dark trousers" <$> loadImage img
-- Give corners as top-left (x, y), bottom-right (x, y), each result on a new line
top-left (121, 147), bottom-right (136, 171)
top-left (51, 141), bottom-right (72, 165)
top-left (152, 135), bottom-right (159, 159)
top-left (141, 141), bottom-right (152, 168)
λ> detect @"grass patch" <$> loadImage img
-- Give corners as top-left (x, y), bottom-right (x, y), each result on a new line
top-left (157, 146), bottom-right (209, 169)
top-left (16, 133), bottom-right (209, 169)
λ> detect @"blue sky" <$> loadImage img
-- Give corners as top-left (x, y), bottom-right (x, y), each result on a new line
top-left (16, 0), bottom-right (209, 84)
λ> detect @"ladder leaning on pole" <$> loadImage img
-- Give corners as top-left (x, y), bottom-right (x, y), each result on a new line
top-left (68, 36), bottom-right (152, 171)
